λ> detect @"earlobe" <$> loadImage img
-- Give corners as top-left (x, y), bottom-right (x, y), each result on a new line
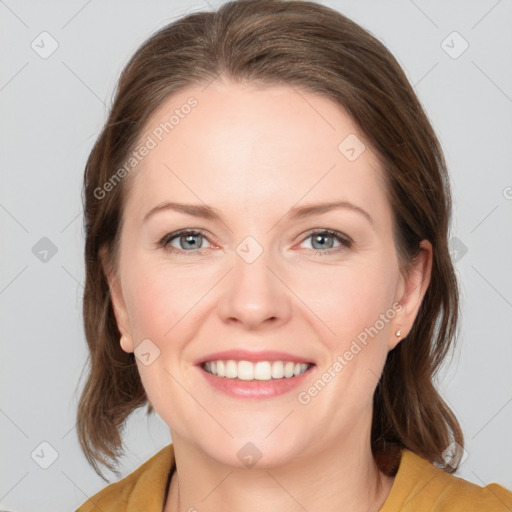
top-left (388, 328), bottom-right (402, 351)
top-left (120, 334), bottom-right (134, 353)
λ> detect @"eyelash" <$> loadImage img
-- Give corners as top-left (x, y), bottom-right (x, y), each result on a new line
top-left (156, 229), bottom-right (353, 256)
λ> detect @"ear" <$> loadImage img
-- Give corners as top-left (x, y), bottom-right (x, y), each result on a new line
top-left (389, 240), bottom-right (433, 350)
top-left (99, 246), bottom-right (135, 353)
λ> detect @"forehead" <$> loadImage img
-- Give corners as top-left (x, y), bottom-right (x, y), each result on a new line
top-left (124, 80), bottom-right (390, 226)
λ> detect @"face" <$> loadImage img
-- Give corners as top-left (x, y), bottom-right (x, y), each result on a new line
top-left (106, 79), bottom-right (431, 468)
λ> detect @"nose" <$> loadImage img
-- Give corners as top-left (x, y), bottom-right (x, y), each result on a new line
top-left (216, 248), bottom-right (293, 331)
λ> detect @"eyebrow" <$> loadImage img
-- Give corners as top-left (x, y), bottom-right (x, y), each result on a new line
top-left (143, 200), bottom-right (374, 225)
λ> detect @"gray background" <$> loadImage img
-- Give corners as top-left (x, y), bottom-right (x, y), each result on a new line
top-left (1, 0), bottom-right (511, 510)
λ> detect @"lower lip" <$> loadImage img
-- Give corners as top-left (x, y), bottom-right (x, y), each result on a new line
top-left (197, 364), bottom-right (316, 399)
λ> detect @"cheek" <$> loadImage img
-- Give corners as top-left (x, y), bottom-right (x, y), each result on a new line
top-left (122, 259), bottom-right (205, 342)
top-left (298, 266), bottom-right (397, 411)
top-left (123, 277), bottom-right (170, 341)
top-left (294, 260), bottom-right (396, 343)
top-left (122, 266), bottom-right (194, 406)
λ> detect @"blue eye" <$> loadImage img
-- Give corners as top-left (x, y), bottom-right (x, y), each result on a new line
top-left (300, 230), bottom-right (352, 254)
top-left (157, 229), bottom-right (352, 255)
top-left (159, 230), bottom-right (211, 252)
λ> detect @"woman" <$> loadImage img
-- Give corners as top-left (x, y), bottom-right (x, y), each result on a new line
top-left (75, 0), bottom-right (512, 510)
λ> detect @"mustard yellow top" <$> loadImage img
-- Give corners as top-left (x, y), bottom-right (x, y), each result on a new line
top-left (76, 443), bottom-right (512, 511)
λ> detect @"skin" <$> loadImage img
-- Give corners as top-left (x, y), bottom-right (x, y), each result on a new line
top-left (104, 79), bottom-right (432, 512)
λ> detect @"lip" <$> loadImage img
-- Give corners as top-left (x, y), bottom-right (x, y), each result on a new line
top-left (193, 349), bottom-right (314, 366)
top-left (196, 362), bottom-right (316, 399)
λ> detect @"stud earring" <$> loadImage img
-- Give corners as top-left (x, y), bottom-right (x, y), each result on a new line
top-left (395, 329), bottom-right (401, 338)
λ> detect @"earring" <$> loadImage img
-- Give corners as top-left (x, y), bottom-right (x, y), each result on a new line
top-left (395, 329), bottom-right (401, 338)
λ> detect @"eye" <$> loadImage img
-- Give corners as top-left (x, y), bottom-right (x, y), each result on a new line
top-left (158, 230), bottom-right (212, 253)
top-left (157, 228), bottom-right (352, 256)
top-left (299, 229), bottom-right (352, 254)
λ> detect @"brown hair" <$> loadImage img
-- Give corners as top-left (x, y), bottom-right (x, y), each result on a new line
top-left (78, 0), bottom-right (463, 481)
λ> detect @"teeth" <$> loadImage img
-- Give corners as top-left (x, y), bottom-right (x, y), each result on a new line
top-left (202, 360), bottom-right (310, 380)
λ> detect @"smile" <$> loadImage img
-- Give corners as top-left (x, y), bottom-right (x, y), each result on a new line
top-left (197, 360), bottom-right (316, 399)
top-left (202, 360), bottom-right (312, 380)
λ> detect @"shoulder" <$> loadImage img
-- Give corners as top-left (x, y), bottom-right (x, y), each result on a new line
top-left (381, 449), bottom-right (512, 512)
top-left (75, 443), bottom-right (175, 512)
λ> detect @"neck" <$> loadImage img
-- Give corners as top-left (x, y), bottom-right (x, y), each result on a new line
top-left (164, 424), bottom-right (394, 512)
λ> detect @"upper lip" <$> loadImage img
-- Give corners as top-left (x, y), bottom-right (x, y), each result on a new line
top-left (194, 349), bottom-right (315, 365)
